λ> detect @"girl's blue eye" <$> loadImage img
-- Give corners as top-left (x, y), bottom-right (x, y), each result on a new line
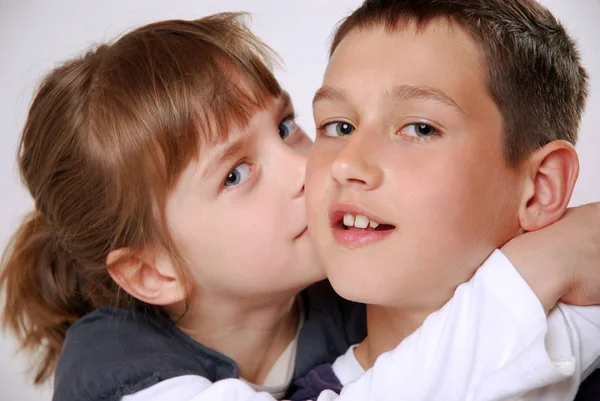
top-left (400, 123), bottom-right (438, 138)
top-left (224, 162), bottom-right (251, 187)
top-left (278, 118), bottom-right (297, 140)
top-left (324, 122), bottom-right (355, 137)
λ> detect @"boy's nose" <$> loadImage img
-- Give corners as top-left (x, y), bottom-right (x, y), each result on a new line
top-left (330, 133), bottom-right (383, 190)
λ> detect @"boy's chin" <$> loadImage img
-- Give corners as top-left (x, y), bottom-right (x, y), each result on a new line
top-left (326, 267), bottom-right (384, 303)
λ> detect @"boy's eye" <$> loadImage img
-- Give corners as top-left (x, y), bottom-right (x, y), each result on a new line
top-left (399, 123), bottom-right (439, 139)
top-left (278, 118), bottom-right (297, 140)
top-left (323, 121), bottom-right (355, 137)
top-left (224, 162), bottom-right (251, 187)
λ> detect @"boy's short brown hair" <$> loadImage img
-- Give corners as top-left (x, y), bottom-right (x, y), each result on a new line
top-left (331, 0), bottom-right (589, 165)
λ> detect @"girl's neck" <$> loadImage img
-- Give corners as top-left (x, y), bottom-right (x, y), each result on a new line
top-left (172, 291), bottom-right (300, 384)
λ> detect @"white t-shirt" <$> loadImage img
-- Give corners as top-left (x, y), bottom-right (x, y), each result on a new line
top-left (123, 250), bottom-right (600, 401)
top-left (332, 303), bottom-right (600, 399)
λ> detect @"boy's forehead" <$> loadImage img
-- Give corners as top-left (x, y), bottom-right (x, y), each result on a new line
top-left (329, 20), bottom-right (483, 68)
top-left (311, 21), bottom-right (505, 159)
top-left (320, 22), bottom-right (485, 107)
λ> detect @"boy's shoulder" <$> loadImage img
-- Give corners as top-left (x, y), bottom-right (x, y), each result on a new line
top-left (54, 307), bottom-right (237, 401)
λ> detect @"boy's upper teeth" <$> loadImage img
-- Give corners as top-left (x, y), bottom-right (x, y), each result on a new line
top-left (343, 213), bottom-right (380, 229)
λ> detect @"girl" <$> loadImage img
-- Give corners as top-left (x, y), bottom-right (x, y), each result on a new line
top-left (2, 11), bottom-right (600, 401)
top-left (1, 14), bottom-right (363, 400)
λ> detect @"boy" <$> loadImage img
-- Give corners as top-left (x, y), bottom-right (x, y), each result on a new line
top-left (116, 5), bottom-right (600, 401)
top-left (296, 0), bottom-right (600, 399)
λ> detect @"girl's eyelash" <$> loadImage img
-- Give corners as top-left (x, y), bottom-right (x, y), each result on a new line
top-left (221, 160), bottom-right (254, 192)
top-left (283, 111), bottom-right (297, 122)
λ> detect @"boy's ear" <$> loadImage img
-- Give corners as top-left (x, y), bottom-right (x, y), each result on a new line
top-left (106, 247), bottom-right (187, 306)
top-left (518, 140), bottom-right (579, 232)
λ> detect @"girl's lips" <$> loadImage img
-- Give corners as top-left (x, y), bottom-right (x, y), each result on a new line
top-left (294, 226), bottom-right (308, 240)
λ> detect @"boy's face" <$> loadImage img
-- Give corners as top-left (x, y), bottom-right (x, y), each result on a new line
top-left (307, 23), bottom-right (525, 308)
top-left (166, 94), bottom-right (324, 300)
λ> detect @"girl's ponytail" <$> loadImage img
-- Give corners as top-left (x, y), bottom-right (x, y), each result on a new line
top-left (0, 48), bottom-right (107, 384)
top-left (1, 211), bottom-right (91, 384)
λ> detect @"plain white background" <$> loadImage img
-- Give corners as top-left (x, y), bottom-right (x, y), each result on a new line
top-left (0, 1), bottom-right (598, 400)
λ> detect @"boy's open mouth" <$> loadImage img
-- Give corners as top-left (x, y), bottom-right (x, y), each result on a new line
top-left (338, 213), bottom-right (395, 232)
top-left (329, 207), bottom-right (396, 247)
top-left (329, 208), bottom-right (396, 231)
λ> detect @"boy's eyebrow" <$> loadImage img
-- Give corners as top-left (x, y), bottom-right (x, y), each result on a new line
top-left (390, 85), bottom-right (464, 113)
top-left (313, 84), bottom-right (464, 114)
top-left (201, 136), bottom-right (250, 180)
top-left (313, 86), bottom-right (347, 107)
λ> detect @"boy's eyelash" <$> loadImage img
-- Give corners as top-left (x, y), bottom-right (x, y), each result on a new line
top-left (315, 120), bottom-right (445, 142)
top-left (402, 122), bottom-right (445, 143)
top-left (316, 120), bottom-right (348, 129)
top-left (316, 120), bottom-right (350, 138)
top-left (316, 122), bottom-right (328, 132)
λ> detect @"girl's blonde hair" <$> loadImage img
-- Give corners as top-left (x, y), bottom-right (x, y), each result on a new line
top-left (0, 13), bottom-right (282, 384)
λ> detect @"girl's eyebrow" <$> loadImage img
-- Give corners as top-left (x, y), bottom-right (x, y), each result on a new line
top-left (199, 91), bottom-right (292, 181)
top-left (200, 135), bottom-right (250, 180)
top-left (280, 91), bottom-right (292, 111)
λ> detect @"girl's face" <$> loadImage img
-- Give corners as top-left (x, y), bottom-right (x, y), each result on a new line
top-left (165, 94), bottom-right (324, 300)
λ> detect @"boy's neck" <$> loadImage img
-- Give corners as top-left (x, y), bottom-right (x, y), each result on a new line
top-left (355, 302), bottom-right (446, 370)
top-left (355, 255), bottom-right (487, 370)
top-left (172, 291), bottom-right (300, 384)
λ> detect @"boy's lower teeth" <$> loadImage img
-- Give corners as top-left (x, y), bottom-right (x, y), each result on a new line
top-left (343, 224), bottom-right (394, 231)
top-left (346, 226), bottom-right (371, 232)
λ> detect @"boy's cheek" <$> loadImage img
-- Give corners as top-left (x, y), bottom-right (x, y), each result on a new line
top-left (305, 151), bottom-right (330, 194)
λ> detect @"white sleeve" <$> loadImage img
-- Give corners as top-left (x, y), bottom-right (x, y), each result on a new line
top-left (121, 375), bottom-right (277, 401)
top-left (317, 249), bottom-right (571, 401)
top-left (501, 304), bottom-right (600, 400)
top-left (123, 250), bottom-right (597, 401)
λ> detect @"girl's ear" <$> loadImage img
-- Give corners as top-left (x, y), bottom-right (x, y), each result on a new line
top-left (106, 247), bottom-right (187, 305)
